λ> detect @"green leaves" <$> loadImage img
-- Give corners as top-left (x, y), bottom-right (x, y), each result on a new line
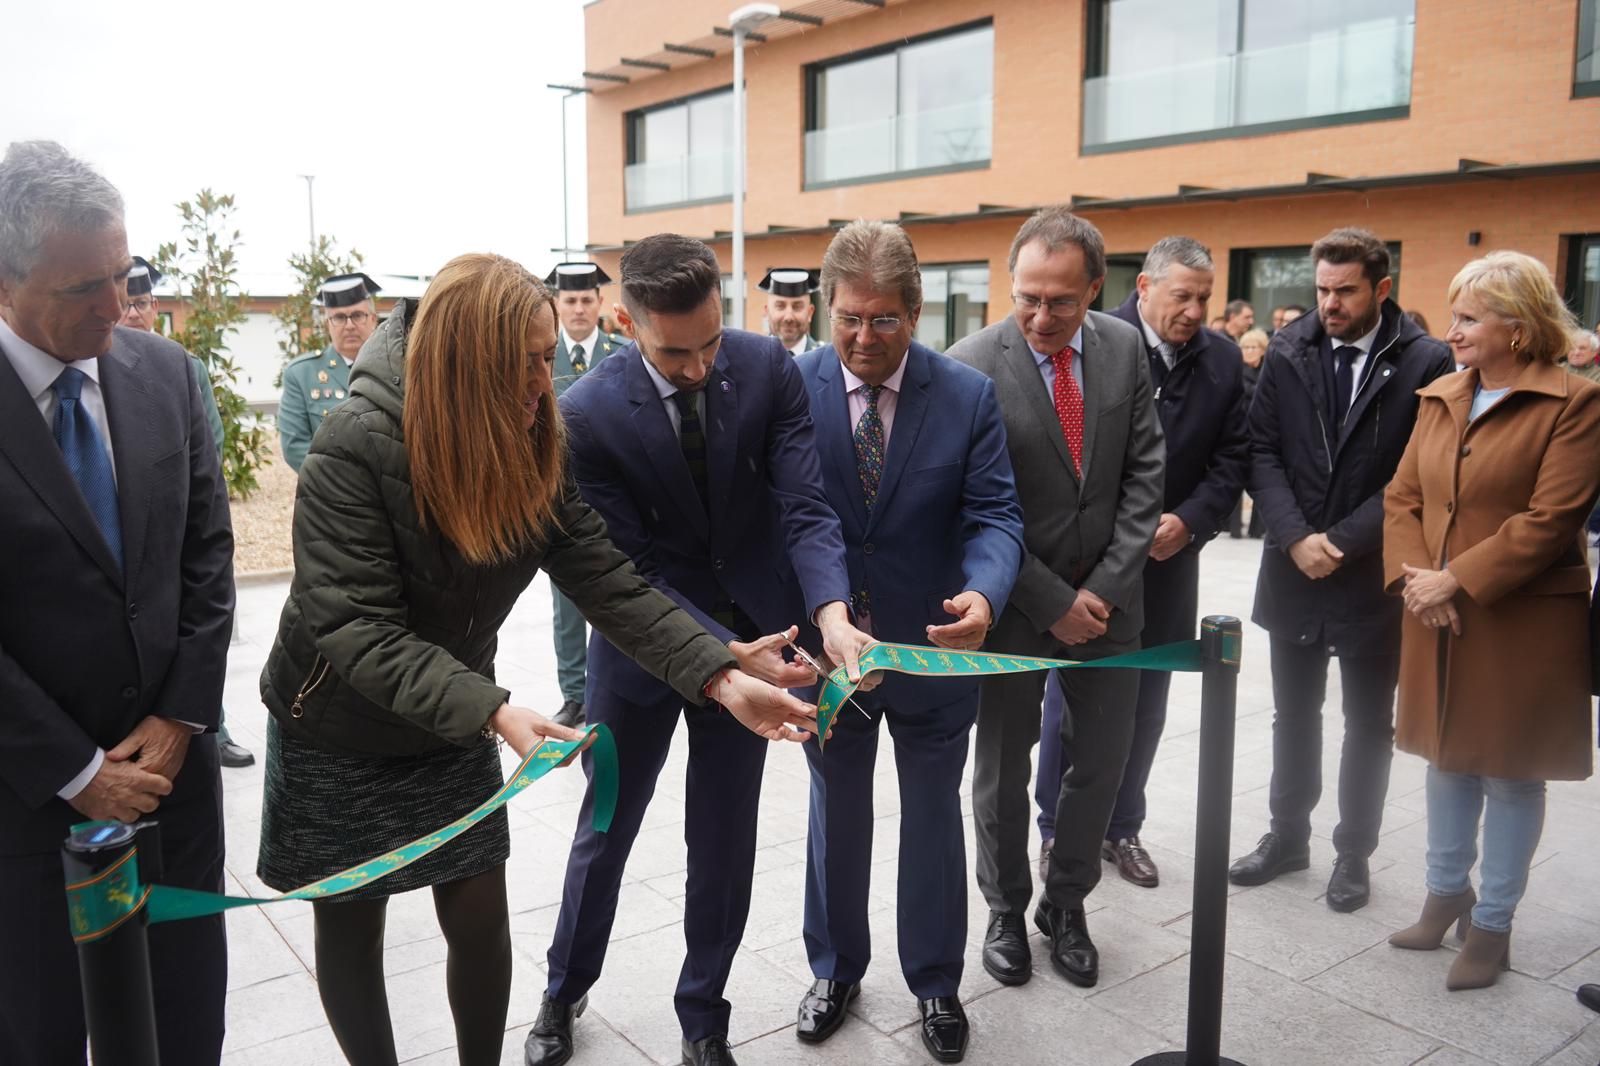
top-left (273, 235), bottom-right (365, 380)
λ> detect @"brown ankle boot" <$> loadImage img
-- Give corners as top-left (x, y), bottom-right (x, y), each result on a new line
top-left (1389, 889), bottom-right (1476, 950)
top-left (1447, 924), bottom-right (1511, 990)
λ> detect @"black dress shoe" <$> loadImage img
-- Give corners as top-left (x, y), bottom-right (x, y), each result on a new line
top-left (524, 994), bottom-right (585, 1066)
top-left (796, 979), bottom-right (858, 1043)
top-left (1325, 853), bottom-right (1371, 913)
top-left (1228, 831), bottom-right (1310, 887)
top-left (552, 700), bottom-right (586, 728)
top-left (917, 996), bottom-right (969, 1063)
top-left (681, 1034), bottom-right (737, 1066)
top-left (218, 739), bottom-right (255, 768)
top-left (981, 910), bottom-right (1031, 985)
top-left (1033, 900), bottom-right (1098, 988)
top-left (1578, 984), bottom-right (1600, 1012)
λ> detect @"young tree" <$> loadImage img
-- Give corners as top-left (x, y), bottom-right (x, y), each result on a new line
top-left (274, 236), bottom-right (365, 383)
top-left (155, 190), bottom-right (271, 499)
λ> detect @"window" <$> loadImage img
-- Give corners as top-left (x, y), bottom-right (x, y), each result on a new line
top-left (805, 22), bottom-right (994, 188)
top-left (916, 264), bottom-right (989, 352)
top-left (1565, 235), bottom-right (1600, 331)
top-left (625, 89), bottom-right (734, 212)
top-left (1579, 0), bottom-right (1600, 96)
top-left (1229, 243), bottom-right (1402, 319)
top-left (1083, 0), bottom-right (1415, 150)
top-left (1093, 254), bottom-right (1145, 312)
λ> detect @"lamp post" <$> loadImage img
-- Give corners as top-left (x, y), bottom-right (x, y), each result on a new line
top-left (297, 174), bottom-right (315, 253)
top-left (727, 3), bottom-right (778, 330)
top-left (546, 84), bottom-right (590, 258)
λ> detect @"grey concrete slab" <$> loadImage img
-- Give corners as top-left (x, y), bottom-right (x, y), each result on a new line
top-left (732, 1019), bottom-right (926, 1065)
top-left (220, 972), bottom-right (328, 1056)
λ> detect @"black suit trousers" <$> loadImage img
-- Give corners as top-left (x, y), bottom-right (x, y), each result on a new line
top-left (1266, 637), bottom-right (1400, 856)
top-left (0, 738), bottom-right (227, 1066)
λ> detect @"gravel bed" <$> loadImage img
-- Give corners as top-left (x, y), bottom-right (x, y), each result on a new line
top-left (230, 430), bottom-right (297, 575)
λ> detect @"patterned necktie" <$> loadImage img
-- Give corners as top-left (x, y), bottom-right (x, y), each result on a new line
top-left (52, 367), bottom-right (123, 569)
top-left (1332, 344), bottom-right (1358, 423)
top-left (1050, 346), bottom-right (1084, 474)
top-left (570, 343), bottom-right (587, 375)
top-left (672, 391), bottom-right (709, 512)
top-left (853, 384), bottom-right (885, 510)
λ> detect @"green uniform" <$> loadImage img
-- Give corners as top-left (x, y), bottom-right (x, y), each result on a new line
top-left (553, 331), bottom-right (628, 397)
top-left (188, 356), bottom-right (225, 459)
top-left (279, 346), bottom-right (352, 472)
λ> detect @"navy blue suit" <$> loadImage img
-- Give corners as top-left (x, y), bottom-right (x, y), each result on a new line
top-left (545, 329), bottom-right (851, 1041)
top-left (795, 342), bottom-right (1023, 998)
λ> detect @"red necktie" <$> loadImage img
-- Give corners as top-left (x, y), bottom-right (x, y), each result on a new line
top-left (1050, 346), bottom-right (1083, 474)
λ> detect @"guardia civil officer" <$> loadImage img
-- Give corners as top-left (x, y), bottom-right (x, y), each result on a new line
top-left (279, 272), bottom-right (381, 472)
top-left (760, 267), bottom-right (822, 355)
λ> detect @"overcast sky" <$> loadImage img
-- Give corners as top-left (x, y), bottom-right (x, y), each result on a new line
top-left (3, 0), bottom-right (593, 287)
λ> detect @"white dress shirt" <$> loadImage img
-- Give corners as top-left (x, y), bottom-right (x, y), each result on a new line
top-left (640, 352), bottom-right (706, 437)
top-left (786, 335), bottom-right (810, 357)
top-left (1136, 309), bottom-right (1175, 369)
top-left (839, 354), bottom-right (908, 448)
top-left (1028, 322), bottom-right (1086, 400)
top-left (1333, 318), bottom-right (1382, 414)
top-left (563, 325), bottom-right (599, 362)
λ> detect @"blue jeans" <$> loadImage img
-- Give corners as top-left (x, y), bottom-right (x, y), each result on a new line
top-left (1425, 766), bottom-right (1546, 933)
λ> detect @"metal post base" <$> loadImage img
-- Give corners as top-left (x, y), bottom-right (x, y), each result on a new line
top-left (1132, 1055), bottom-right (1248, 1066)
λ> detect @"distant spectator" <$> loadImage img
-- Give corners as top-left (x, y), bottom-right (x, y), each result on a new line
top-left (1209, 315), bottom-right (1227, 330)
top-left (1271, 305), bottom-right (1289, 331)
top-left (1562, 329), bottom-right (1600, 384)
top-left (1405, 309), bottom-right (1432, 335)
top-left (1223, 298), bottom-right (1255, 340)
top-left (1227, 328), bottom-right (1269, 538)
top-left (1281, 304), bottom-right (1307, 326)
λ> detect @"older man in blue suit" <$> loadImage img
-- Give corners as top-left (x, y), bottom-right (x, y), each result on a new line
top-left (792, 221), bottom-right (1024, 1064)
top-left (533, 234), bottom-right (874, 1066)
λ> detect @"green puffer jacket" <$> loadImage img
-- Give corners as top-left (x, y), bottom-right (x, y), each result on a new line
top-left (260, 301), bottom-right (736, 756)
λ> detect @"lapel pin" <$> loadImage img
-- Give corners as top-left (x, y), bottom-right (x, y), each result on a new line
top-left (1383, 368), bottom-right (1392, 377)
top-left (721, 381), bottom-right (730, 393)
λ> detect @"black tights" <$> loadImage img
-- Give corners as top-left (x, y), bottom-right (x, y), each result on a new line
top-left (313, 865), bottom-right (512, 1066)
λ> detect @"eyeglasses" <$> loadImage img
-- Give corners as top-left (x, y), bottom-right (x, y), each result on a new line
top-left (1013, 293), bottom-right (1082, 317)
top-left (831, 313), bottom-right (903, 335)
top-left (327, 310), bottom-right (374, 328)
top-left (125, 297), bottom-right (154, 313)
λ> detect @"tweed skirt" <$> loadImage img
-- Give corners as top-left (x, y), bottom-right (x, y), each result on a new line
top-left (256, 717), bottom-right (510, 901)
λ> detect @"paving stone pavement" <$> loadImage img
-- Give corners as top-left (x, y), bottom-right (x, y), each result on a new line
top-left (215, 536), bottom-right (1600, 1065)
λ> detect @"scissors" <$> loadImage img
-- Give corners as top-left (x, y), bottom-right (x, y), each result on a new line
top-left (785, 637), bottom-right (873, 722)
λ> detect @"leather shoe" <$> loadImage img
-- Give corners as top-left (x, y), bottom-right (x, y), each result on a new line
top-left (795, 979), bottom-right (858, 1043)
top-left (1228, 831), bottom-right (1310, 887)
top-left (681, 1034), bottom-right (737, 1066)
top-left (524, 994), bottom-right (585, 1066)
top-left (552, 699), bottom-right (586, 728)
top-left (1325, 853), bottom-right (1371, 913)
top-left (1033, 899), bottom-right (1098, 988)
top-left (981, 910), bottom-right (1031, 985)
top-left (1577, 984), bottom-right (1600, 1013)
top-left (1038, 837), bottom-right (1053, 884)
top-left (917, 996), bottom-right (969, 1062)
top-left (1101, 836), bottom-right (1159, 888)
top-left (218, 739), bottom-right (255, 768)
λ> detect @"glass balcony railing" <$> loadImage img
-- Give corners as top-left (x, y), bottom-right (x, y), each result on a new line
top-left (623, 149), bottom-right (733, 211)
top-left (1083, 19), bottom-right (1414, 148)
top-left (804, 98), bottom-right (993, 187)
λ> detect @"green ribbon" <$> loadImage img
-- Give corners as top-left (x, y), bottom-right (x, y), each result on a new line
top-left (815, 640), bottom-right (1207, 748)
top-left (67, 725), bottom-right (618, 934)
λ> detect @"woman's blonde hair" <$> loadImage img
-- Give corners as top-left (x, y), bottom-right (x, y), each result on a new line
top-left (1446, 251), bottom-right (1580, 366)
top-left (1238, 328), bottom-right (1269, 350)
top-left (404, 253), bottom-right (563, 565)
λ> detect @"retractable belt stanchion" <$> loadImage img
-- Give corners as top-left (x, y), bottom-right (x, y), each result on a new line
top-left (1133, 615), bottom-right (1248, 1066)
top-left (62, 821), bottom-right (161, 1066)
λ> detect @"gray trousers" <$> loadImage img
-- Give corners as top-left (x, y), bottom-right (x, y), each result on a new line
top-left (972, 608), bottom-right (1141, 915)
top-left (552, 586), bottom-right (588, 704)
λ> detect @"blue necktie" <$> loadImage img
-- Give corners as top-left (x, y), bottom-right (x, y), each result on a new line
top-left (52, 367), bottom-right (123, 570)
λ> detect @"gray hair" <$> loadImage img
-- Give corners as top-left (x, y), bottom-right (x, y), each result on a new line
top-left (0, 141), bottom-right (125, 280)
top-left (1142, 236), bottom-right (1213, 281)
top-left (821, 219), bottom-right (922, 314)
top-left (1007, 206), bottom-right (1106, 281)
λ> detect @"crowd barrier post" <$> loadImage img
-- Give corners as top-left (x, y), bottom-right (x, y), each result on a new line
top-left (1132, 614), bottom-right (1248, 1066)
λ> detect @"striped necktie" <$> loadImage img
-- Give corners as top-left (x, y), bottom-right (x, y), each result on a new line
top-left (672, 391), bottom-right (708, 512)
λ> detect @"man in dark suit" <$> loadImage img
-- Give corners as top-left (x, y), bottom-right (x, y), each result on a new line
top-left (545, 262), bottom-right (631, 729)
top-left (0, 141), bottom-right (233, 1065)
top-left (948, 207), bottom-right (1164, 990)
top-left (792, 221), bottom-right (1024, 1063)
top-left (1032, 237), bottom-right (1249, 889)
top-left (1229, 228), bottom-right (1452, 911)
top-left (532, 234), bottom-right (873, 1066)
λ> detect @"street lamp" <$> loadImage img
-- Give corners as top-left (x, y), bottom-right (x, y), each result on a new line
top-left (728, 2), bottom-right (778, 330)
top-left (546, 84), bottom-right (591, 259)
top-left (297, 174), bottom-right (316, 253)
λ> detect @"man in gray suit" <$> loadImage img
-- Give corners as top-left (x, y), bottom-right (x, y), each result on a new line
top-left (948, 207), bottom-right (1164, 990)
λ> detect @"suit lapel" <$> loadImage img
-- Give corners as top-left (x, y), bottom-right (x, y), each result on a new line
top-left (625, 352), bottom-right (709, 539)
top-left (101, 346), bottom-right (157, 589)
top-left (867, 344), bottom-right (931, 528)
top-left (813, 354), bottom-right (870, 530)
top-left (998, 319), bottom-right (1078, 481)
top-left (704, 350), bottom-right (737, 530)
top-left (0, 351), bottom-right (124, 585)
top-left (1078, 316), bottom-right (1105, 485)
